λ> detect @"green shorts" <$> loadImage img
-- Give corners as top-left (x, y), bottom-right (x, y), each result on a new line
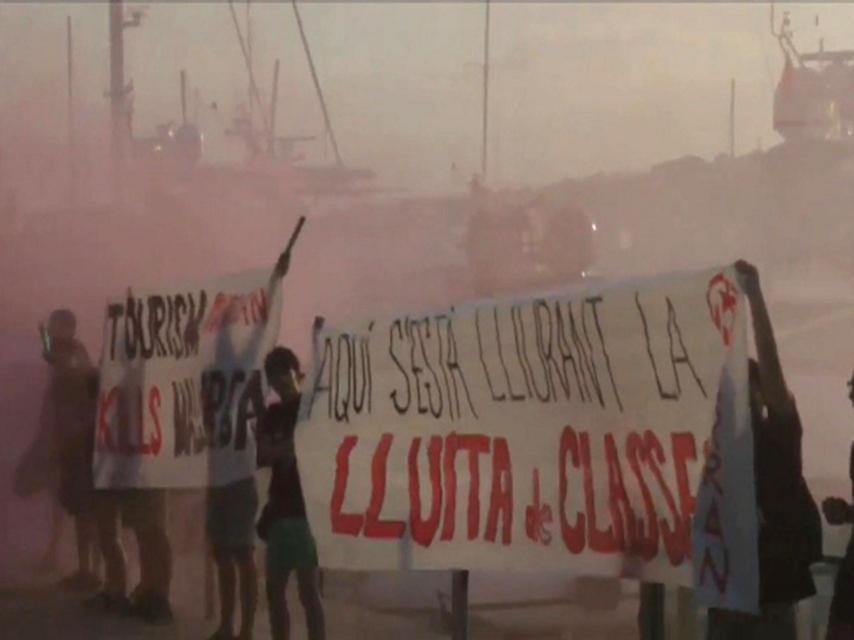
top-left (206, 478), bottom-right (258, 554)
top-left (265, 517), bottom-right (319, 577)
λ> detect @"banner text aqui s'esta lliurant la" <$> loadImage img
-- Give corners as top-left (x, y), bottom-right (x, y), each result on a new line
top-left (297, 266), bottom-right (756, 613)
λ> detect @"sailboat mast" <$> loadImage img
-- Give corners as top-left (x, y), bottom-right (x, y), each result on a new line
top-left (481, 0), bottom-right (490, 183)
top-left (181, 69), bottom-right (188, 125)
top-left (729, 78), bottom-right (736, 158)
top-left (292, 0), bottom-right (342, 166)
top-left (228, 0), bottom-right (269, 134)
top-left (246, 0), bottom-right (253, 125)
top-left (67, 15), bottom-right (76, 203)
top-left (109, 0), bottom-right (126, 199)
top-left (270, 59), bottom-right (280, 155)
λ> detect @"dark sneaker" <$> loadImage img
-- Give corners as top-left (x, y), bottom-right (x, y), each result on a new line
top-left (124, 589), bottom-right (154, 618)
top-left (84, 592), bottom-right (132, 615)
top-left (83, 591), bottom-right (111, 610)
top-left (207, 628), bottom-right (236, 640)
top-left (129, 584), bottom-right (146, 603)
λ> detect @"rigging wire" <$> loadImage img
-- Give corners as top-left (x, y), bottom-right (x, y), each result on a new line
top-left (291, 0), bottom-right (343, 166)
top-left (227, 0), bottom-right (269, 135)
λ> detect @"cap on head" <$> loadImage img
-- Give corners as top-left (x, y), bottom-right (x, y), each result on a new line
top-left (264, 346), bottom-right (302, 380)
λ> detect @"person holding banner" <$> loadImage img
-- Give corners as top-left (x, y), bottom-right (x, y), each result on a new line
top-left (86, 488), bottom-right (131, 614)
top-left (119, 489), bottom-right (174, 623)
top-left (707, 261), bottom-right (822, 640)
top-left (257, 346), bottom-right (325, 640)
top-left (821, 370), bottom-right (854, 640)
top-left (33, 309), bottom-right (100, 590)
top-left (205, 248), bottom-right (293, 640)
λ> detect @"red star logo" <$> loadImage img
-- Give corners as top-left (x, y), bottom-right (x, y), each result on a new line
top-left (707, 273), bottom-right (739, 347)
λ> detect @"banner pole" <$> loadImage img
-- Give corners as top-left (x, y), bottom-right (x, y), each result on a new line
top-left (452, 570), bottom-right (469, 640)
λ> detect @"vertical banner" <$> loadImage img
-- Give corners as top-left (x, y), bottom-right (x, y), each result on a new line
top-left (94, 268), bottom-right (282, 489)
top-left (297, 266), bottom-right (758, 612)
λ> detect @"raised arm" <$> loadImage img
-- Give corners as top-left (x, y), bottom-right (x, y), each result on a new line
top-left (735, 260), bottom-right (793, 415)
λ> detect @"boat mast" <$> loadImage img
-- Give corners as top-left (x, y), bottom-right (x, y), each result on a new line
top-left (292, 0), bottom-right (343, 166)
top-left (67, 15), bottom-right (76, 204)
top-left (481, 0), bottom-right (490, 183)
top-left (228, 0), bottom-right (269, 135)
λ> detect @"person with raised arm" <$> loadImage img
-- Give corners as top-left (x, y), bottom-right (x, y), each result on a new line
top-left (205, 248), bottom-right (292, 640)
top-left (38, 309), bottom-right (100, 590)
top-left (707, 260), bottom-right (822, 640)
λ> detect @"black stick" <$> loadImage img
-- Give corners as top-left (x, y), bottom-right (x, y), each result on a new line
top-left (284, 215), bottom-right (306, 256)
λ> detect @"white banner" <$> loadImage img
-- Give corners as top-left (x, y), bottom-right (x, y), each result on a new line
top-left (297, 266), bottom-right (758, 612)
top-left (94, 268), bottom-right (282, 489)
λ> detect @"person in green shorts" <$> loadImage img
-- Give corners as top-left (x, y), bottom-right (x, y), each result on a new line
top-left (257, 347), bottom-right (325, 640)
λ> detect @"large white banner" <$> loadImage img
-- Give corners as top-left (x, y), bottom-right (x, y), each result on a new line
top-left (297, 266), bottom-right (758, 612)
top-left (94, 268), bottom-right (282, 489)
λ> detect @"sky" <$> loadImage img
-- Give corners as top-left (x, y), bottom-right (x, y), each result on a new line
top-left (3, 2), bottom-right (854, 192)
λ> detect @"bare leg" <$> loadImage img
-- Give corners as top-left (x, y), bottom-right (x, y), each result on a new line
top-left (74, 514), bottom-right (95, 575)
top-left (266, 573), bottom-right (290, 640)
top-left (96, 501), bottom-right (126, 597)
top-left (136, 526), bottom-right (172, 600)
top-left (215, 555), bottom-right (237, 636)
top-left (236, 550), bottom-right (258, 640)
top-left (133, 527), bottom-right (152, 596)
top-left (40, 497), bottom-right (64, 570)
top-left (150, 526), bottom-right (172, 600)
top-left (204, 545), bottom-right (217, 620)
top-left (91, 538), bottom-right (103, 580)
top-left (297, 568), bottom-right (326, 640)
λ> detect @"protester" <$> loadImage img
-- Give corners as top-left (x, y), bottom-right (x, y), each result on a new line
top-left (706, 260), bottom-right (823, 639)
top-left (205, 475), bottom-right (258, 640)
top-left (85, 487), bottom-right (130, 614)
top-left (84, 453), bottom-right (172, 621)
top-left (821, 369), bottom-right (854, 640)
top-left (40, 309), bottom-right (100, 589)
top-left (205, 249), bottom-right (292, 640)
top-left (122, 489), bottom-right (174, 623)
top-left (258, 347), bottom-right (325, 640)
top-left (83, 365), bottom-right (134, 616)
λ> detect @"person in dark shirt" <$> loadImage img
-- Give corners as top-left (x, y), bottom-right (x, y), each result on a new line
top-left (43, 309), bottom-right (100, 590)
top-left (707, 261), bottom-right (822, 640)
top-left (257, 347), bottom-right (325, 640)
top-left (822, 370), bottom-right (854, 640)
